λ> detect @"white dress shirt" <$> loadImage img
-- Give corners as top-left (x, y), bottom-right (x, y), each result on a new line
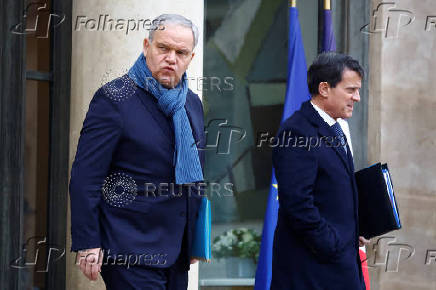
top-left (310, 101), bottom-right (354, 156)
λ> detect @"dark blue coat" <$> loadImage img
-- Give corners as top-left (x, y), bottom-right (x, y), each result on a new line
top-left (271, 101), bottom-right (365, 290)
top-left (69, 75), bottom-right (205, 270)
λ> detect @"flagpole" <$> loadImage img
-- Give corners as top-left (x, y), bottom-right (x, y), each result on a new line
top-left (324, 0), bottom-right (331, 10)
top-left (290, 0), bottom-right (296, 8)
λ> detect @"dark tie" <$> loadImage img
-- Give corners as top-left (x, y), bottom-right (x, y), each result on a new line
top-left (331, 122), bottom-right (355, 173)
top-left (331, 122), bottom-right (348, 155)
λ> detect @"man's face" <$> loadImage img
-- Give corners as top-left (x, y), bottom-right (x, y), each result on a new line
top-left (143, 24), bottom-right (195, 88)
top-left (322, 69), bottom-right (362, 119)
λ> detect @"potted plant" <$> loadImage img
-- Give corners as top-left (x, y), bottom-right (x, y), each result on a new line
top-left (212, 228), bottom-right (261, 278)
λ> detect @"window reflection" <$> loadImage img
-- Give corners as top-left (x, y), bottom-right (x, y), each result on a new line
top-left (200, 0), bottom-right (319, 287)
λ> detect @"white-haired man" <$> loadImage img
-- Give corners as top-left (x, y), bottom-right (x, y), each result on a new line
top-left (69, 14), bottom-right (205, 289)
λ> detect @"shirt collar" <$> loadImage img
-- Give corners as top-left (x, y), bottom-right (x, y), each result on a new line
top-left (310, 101), bottom-right (336, 126)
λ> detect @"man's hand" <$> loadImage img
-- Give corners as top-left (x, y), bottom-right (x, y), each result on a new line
top-left (359, 236), bottom-right (370, 247)
top-left (190, 258), bottom-right (199, 264)
top-left (76, 247), bottom-right (103, 281)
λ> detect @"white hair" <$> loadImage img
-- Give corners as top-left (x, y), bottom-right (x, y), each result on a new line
top-left (149, 14), bottom-right (199, 49)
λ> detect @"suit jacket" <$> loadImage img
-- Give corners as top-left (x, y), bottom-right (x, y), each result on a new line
top-left (271, 101), bottom-right (365, 290)
top-left (69, 75), bottom-right (205, 270)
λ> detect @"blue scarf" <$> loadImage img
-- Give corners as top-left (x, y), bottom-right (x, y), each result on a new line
top-left (128, 54), bottom-right (204, 184)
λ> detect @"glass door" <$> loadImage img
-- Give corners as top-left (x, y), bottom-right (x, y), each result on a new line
top-left (0, 0), bottom-right (71, 289)
top-left (200, 0), bottom-right (319, 288)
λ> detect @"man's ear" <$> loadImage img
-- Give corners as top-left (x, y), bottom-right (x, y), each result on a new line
top-left (318, 82), bottom-right (330, 98)
top-left (143, 38), bottom-right (150, 57)
top-left (189, 51), bottom-right (195, 62)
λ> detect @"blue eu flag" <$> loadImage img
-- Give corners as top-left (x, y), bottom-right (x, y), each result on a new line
top-left (254, 4), bottom-right (310, 290)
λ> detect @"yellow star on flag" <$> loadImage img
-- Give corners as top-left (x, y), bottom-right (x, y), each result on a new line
top-left (272, 184), bottom-right (279, 200)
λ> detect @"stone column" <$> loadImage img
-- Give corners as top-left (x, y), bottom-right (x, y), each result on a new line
top-left (368, 0), bottom-right (436, 289)
top-left (67, 1), bottom-right (204, 289)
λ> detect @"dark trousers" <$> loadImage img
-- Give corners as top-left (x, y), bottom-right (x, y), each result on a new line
top-left (101, 226), bottom-right (190, 290)
top-left (101, 205), bottom-right (190, 289)
top-left (100, 258), bottom-right (188, 290)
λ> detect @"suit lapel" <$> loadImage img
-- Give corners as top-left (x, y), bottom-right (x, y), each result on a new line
top-left (136, 87), bottom-right (174, 146)
top-left (136, 87), bottom-right (200, 148)
top-left (318, 125), bottom-right (352, 174)
top-left (300, 101), bottom-right (353, 175)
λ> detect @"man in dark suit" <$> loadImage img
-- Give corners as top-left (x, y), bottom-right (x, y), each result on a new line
top-left (271, 52), bottom-right (370, 289)
top-left (69, 14), bottom-right (205, 289)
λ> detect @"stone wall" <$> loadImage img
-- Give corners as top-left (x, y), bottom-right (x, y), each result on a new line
top-left (367, 0), bottom-right (436, 289)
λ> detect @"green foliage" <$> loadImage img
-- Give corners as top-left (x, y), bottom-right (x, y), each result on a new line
top-left (212, 228), bottom-right (261, 263)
